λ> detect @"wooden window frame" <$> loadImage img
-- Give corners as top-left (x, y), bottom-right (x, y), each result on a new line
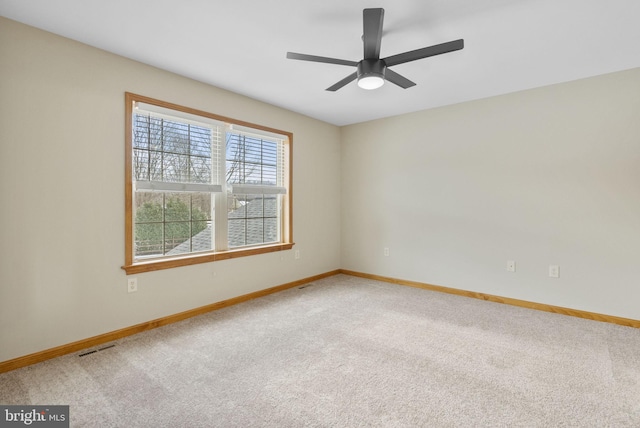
top-left (122, 93), bottom-right (293, 275)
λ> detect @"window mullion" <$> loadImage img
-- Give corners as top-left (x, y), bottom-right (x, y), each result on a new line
top-left (146, 117), bottom-right (151, 181)
top-left (160, 118), bottom-right (165, 182)
top-left (214, 124), bottom-right (229, 251)
top-left (189, 194), bottom-right (193, 253)
top-left (162, 192), bottom-right (167, 255)
top-left (187, 124), bottom-right (191, 183)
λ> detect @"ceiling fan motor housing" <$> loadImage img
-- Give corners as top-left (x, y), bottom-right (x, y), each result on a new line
top-left (357, 59), bottom-right (386, 89)
top-left (357, 59), bottom-right (386, 80)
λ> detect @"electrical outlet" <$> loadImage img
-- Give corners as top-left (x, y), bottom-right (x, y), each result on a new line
top-left (384, 247), bottom-right (390, 257)
top-left (127, 278), bottom-right (138, 293)
top-left (549, 265), bottom-right (560, 278)
top-left (507, 260), bottom-right (516, 272)
top-left (294, 250), bottom-right (300, 260)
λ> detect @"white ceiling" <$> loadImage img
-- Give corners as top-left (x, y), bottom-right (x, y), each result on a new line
top-left (1, 0), bottom-right (639, 126)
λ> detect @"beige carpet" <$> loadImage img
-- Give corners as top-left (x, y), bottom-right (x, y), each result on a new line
top-left (2, 274), bottom-right (640, 427)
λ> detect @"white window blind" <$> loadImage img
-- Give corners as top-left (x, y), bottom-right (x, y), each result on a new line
top-left (225, 130), bottom-right (286, 193)
top-left (133, 104), bottom-right (222, 191)
top-left (225, 128), bottom-right (287, 248)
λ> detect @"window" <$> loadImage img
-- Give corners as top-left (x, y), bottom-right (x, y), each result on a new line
top-left (123, 93), bottom-right (292, 274)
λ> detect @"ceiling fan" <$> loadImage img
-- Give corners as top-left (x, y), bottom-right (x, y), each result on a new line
top-left (286, 8), bottom-right (464, 91)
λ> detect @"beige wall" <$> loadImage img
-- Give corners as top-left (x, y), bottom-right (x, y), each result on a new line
top-left (341, 67), bottom-right (640, 320)
top-left (0, 17), bottom-right (342, 362)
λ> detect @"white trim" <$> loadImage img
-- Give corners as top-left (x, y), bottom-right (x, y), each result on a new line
top-left (231, 184), bottom-right (286, 195)
top-left (135, 102), bottom-right (223, 128)
top-left (135, 181), bottom-right (222, 193)
top-left (228, 124), bottom-right (287, 143)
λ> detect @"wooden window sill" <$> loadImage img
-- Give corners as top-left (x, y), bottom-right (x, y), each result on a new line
top-left (122, 243), bottom-right (295, 275)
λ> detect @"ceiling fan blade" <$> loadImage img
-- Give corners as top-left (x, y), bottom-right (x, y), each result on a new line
top-left (384, 69), bottom-right (416, 89)
top-left (383, 39), bottom-right (464, 67)
top-left (286, 52), bottom-right (358, 67)
top-left (363, 8), bottom-right (384, 59)
top-left (326, 72), bottom-right (358, 91)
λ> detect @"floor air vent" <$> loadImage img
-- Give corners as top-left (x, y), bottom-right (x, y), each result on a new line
top-left (298, 282), bottom-right (316, 289)
top-left (78, 344), bottom-right (116, 357)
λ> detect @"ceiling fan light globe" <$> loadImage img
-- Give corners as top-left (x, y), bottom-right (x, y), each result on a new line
top-left (358, 75), bottom-right (385, 90)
